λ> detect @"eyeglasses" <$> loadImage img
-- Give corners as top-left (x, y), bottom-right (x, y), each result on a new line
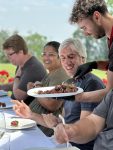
top-left (5, 51), bottom-right (16, 57)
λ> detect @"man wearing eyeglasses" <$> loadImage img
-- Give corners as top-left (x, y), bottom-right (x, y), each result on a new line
top-left (0, 34), bottom-right (47, 105)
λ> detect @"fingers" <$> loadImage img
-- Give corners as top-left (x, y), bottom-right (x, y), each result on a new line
top-left (27, 82), bottom-right (34, 90)
top-left (21, 100), bottom-right (28, 107)
top-left (13, 103), bottom-right (23, 117)
top-left (54, 123), bottom-right (69, 144)
top-left (11, 100), bottom-right (23, 106)
top-left (34, 81), bottom-right (42, 87)
top-left (11, 100), bottom-right (25, 113)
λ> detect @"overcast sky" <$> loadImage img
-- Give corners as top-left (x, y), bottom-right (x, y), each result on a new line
top-left (0, 0), bottom-right (77, 42)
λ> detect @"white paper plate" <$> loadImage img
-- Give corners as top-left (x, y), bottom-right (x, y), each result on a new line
top-left (27, 86), bottom-right (83, 98)
top-left (6, 118), bottom-right (36, 129)
top-left (0, 96), bottom-right (13, 109)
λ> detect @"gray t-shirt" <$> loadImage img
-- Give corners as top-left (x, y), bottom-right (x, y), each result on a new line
top-left (93, 89), bottom-right (113, 150)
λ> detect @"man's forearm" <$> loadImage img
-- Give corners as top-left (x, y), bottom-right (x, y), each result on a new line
top-left (30, 112), bottom-right (48, 127)
top-left (13, 77), bottom-right (20, 90)
top-left (76, 88), bottom-right (108, 102)
top-left (67, 118), bottom-right (97, 144)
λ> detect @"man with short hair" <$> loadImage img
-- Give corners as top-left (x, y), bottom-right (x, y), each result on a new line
top-left (69, 0), bottom-right (113, 102)
top-left (0, 34), bottom-right (47, 105)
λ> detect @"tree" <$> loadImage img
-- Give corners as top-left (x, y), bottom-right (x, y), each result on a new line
top-left (25, 32), bottom-right (47, 60)
top-left (106, 0), bottom-right (113, 14)
top-left (0, 30), bottom-right (9, 63)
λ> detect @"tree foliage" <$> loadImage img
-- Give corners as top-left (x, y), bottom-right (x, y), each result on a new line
top-left (25, 32), bottom-right (47, 60)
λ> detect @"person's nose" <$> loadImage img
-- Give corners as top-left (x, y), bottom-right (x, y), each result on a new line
top-left (64, 58), bottom-right (72, 66)
top-left (43, 54), bottom-right (50, 61)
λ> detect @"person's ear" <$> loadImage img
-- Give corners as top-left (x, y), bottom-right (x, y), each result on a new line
top-left (93, 11), bottom-right (101, 25)
top-left (81, 57), bottom-right (86, 63)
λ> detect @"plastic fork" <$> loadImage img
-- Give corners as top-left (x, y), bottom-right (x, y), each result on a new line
top-left (59, 114), bottom-right (70, 148)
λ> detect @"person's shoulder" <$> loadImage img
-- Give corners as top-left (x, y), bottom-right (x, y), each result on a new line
top-left (28, 56), bottom-right (45, 68)
top-left (53, 68), bottom-right (69, 78)
top-left (85, 73), bottom-right (103, 82)
top-left (81, 73), bottom-right (105, 89)
top-left (29, 56), bottom-right (40, 63)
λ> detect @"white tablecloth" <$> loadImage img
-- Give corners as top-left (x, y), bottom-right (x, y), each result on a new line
top-left (0, 96), bottom-right (78, 150)
top-left (0, 106), bottom-right (68, 150)
top-left (1, 110), bottom-right (57, 150)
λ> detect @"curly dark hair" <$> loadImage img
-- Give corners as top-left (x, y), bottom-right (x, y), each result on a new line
top-left (69, 0), bottom-right (108, 23)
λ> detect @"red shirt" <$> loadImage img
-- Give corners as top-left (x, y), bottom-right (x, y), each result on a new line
top-left (108, 26), bottom-right (113, 71)
top-left (108, 26), bottom-right (113, 49)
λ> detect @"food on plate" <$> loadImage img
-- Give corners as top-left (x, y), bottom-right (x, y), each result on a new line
top-left (36, 83), bottom-right (78, 94)
top-left (0, 102), bottom-right (6, 107)
top-left (11, 120), bottom-right (19, 127)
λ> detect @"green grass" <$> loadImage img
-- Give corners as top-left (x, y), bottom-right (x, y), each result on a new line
top-left (92, 69), bottom-right (107, 79)
top-left (0, 63), bottom-right (16, 77)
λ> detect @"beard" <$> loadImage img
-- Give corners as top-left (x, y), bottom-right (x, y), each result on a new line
top-left (93, 23), bottom-right (106, 39)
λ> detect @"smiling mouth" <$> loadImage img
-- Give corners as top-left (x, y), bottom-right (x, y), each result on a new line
top-left (65, 66), bottom-right (73, 70)
top-left (44, 61), bottom-right (51, 64)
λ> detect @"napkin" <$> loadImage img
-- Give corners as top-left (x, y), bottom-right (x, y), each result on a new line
top-left (0, 90), bottom-right (8, 97)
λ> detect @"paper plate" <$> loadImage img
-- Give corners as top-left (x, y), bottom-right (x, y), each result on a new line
top-left (27, 86), bottom-right (83, 98)
top-left (6, 118), bottom-right (36, 130)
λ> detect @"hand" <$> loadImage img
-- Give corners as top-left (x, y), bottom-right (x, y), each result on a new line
top-left (54, 123), bottom-right (69, 144)
top-left (54, 123), bottom-right (75, 144)
top-left (27, 82), bottom-right (34, 90)
top-left (27, 81), bottom-right (42, 90)
top-left (42, 113), bottom-right (59, 128)
top-left (34, 81), bottom-right (42, 87)
top-left (11, 100), bottom-right (32, 119)
top-left (74, 61), bottom-right (97, 79)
